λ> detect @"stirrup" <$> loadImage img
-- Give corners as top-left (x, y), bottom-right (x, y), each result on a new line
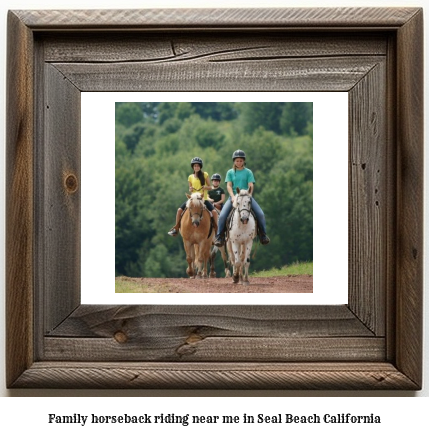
top-left (168, 228), bottom-right (178, 237)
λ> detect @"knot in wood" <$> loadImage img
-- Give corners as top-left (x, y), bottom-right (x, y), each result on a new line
top-left (114, 331), bottom-right (128, 343)
top-left (65, 174), bottom-right (78, 193)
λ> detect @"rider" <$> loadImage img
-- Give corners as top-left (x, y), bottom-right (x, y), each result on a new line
top-left (213, 149), bottom-right (270, 246)
top-left (167, 157), bottom-right (215, 237)
top-left (208, 173), bottom-right (225, 211)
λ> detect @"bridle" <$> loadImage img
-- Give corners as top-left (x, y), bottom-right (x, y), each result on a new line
top-left (188, 196), bottom-right (205, 223)
top-left (236, 194), bottom-right (252, 217)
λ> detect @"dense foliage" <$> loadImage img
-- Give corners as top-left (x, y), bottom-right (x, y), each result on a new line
top-left (115, 102), bottom-right (313, 277)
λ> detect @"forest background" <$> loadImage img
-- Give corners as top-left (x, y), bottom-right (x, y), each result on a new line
top-left (115, 102), bottom-right (313, 278)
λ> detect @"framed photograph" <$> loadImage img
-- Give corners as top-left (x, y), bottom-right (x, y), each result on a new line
top-left (6, 7), bottom-right (423, 389)
top-left (82, 91), bottom-right (347, 306)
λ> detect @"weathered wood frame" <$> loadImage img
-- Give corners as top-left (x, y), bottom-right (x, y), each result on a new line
top-left (6, 8), bottom-right (423, 390)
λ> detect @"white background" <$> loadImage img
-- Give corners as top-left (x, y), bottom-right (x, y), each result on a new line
top-left (1, 0), bottom-right (428, 431)
top-left (81, 92), bottom-right (348, 305)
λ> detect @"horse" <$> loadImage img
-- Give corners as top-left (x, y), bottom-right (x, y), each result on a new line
top-left (180, 193), bottom-right (217, 279)
top-left (226, 188), bottom-right (256, 285)
top-left (209, 245), bottom-right (231, 278)
top-left (208, 207), bottom-right (231, 278)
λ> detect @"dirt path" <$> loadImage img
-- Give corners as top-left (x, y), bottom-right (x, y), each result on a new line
top-left (118, 275), bottom-right (313, 293)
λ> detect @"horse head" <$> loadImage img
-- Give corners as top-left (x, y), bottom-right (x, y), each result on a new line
top-left (234, 188), bottom-right (252, 224)
top-left (186, 192), bottom-right (205, 227)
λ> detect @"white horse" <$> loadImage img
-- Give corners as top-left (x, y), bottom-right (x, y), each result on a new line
top-left (227, 188), bottom-right (256, 285)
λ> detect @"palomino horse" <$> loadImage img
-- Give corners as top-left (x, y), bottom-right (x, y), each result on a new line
top-left (227, 188), bottom-right (256, 285)
top-left (180, 193), bottom-right (217, 279)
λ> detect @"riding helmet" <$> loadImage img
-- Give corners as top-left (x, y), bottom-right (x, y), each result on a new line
top-left (211, 173), bottom-right (221, 181)
top-left (232, 149), bottom-right (246, 161)
top-left (191, 157), bottom-right (203, 168)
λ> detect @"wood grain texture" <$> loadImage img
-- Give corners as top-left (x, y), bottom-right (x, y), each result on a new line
top-left (43, 337), bottom-right (385, 362)
top-left (43, 64), bottom-right (81, 333)
top-left (395, 9), bottom-right (424, 388)
top-left (44, 305), bottom-right (381, 362)
top-left (348, 61), bottom-right (387, 335)
top-left (5, 11), bottom-right (34, 388)
top-left (42, 33), bottom-right (388, 63)
top-left (47, 305), bottom-right (373, 338)
top-left (13, 8), bottom-right (421, 29)
top-left (52, 56), bottom-right (384, 92)
top-left (6, 7), bottom-right (423, 390)
top-left (11, 362), bottom-right (419, 390)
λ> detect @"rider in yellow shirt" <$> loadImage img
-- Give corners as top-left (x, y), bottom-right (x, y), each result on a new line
top-left (168, 157), bottom-right (215, 236)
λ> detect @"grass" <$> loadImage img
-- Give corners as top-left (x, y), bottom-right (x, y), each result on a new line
top-left (250, 261), bottom-right (313, 277)
top-left (115, 276), bottom-right (170, 293)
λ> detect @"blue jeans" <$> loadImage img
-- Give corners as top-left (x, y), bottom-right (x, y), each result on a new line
top-left (216, 197), bottom-right (267, 236)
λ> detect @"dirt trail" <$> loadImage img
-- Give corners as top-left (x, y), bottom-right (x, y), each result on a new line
top-left (119, 275), bottom-right (313, 293)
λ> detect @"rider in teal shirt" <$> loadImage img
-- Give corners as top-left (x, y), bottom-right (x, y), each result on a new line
top-left (214, 149), bottom-right (270, 247)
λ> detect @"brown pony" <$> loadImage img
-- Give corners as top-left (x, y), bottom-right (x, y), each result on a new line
top-left (180, 193), bottom-right (217, 279)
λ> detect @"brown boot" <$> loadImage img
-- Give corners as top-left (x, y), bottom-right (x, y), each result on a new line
top-left (168, 208), bottom-right (183, 237)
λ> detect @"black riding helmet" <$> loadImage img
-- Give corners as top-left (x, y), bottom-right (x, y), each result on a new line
top-left (211, 173), bottom-right (221, 181)
top-left (191, 157), bottom-right (203, 168)
top-left (232, 149), bottom-right (246, 161)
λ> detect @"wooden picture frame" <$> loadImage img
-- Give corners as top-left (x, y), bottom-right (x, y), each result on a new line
top-left (6, 7), bottom-right (423, 389)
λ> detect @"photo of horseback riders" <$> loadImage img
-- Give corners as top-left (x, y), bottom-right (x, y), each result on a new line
top-left (115, 101), bottom-right (313, 293)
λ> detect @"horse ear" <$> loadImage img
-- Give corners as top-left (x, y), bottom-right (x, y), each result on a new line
top-left (236, 187), bottom-right (240, 194)
top-left (186, 193), bottom-right (191, 199)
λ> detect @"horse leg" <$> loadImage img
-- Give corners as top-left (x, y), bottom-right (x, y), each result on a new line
top-left (219, 246), bottom-right (231, 278)
top-left (192, 244), bottom-right (202, 278)
top-left (185, 243), bottom-right (195, 278)
top-left (195, 242), bottom-right (207, 279)
top-left (239, 245), bottom-right (246, 285)
top-left (201, 240), bottom-right (212, 279)
top-left (241, 243), bottom-right (252, 286)
top-left (230, 242), bottom-right (241, 284)
top-left (209, 246), bottom-right (217, 278)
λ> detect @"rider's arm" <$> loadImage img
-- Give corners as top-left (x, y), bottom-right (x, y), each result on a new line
top-left (227, 181), bottom-right (236, 202)
top-left (248, 182), bottom-right (254, 195)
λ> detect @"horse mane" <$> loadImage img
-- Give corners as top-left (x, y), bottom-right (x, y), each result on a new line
top-left (186, 192), bottom-right (203, 208)
top-left (233, 189), bottom-right (251, 208)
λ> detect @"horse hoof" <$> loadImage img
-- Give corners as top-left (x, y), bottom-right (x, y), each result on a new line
top-left (232, 276), bottom-right (240, 284)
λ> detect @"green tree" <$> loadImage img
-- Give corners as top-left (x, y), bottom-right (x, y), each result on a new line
top-left (116, 102), bottom-right (143, 127)
top-left (280, 102), bottom-right (313, 136)
top-left (115, 101), bottom-right (313, 277)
